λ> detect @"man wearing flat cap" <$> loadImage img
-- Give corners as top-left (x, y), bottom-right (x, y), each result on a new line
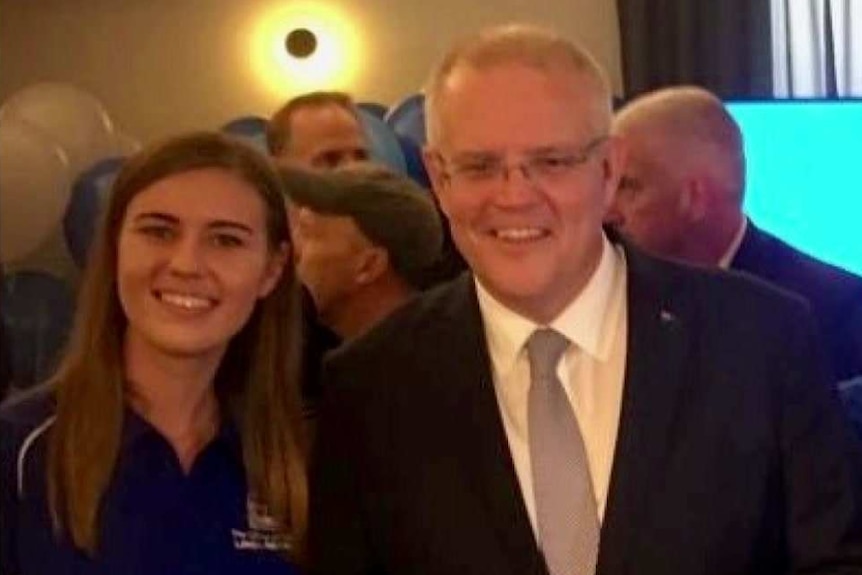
top-left (281, 163), bottom-right (443, 341)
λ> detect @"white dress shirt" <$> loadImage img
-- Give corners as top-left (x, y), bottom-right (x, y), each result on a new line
top-left (718, 216), bottom-right (748, 269)
top-left (475, 236), bottom-right (628, 533)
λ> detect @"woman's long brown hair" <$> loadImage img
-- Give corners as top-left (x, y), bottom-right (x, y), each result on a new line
top-left (46, 132), bottom-right (307, 560)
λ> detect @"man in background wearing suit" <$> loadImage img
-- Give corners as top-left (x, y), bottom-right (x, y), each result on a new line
top-left (605, 86), bottom-right (862, 383)
top-left (309, 24), bottom-right (862, 575)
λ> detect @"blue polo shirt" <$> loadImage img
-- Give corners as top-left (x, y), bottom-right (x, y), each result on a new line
top-left (0, 387), bottom-right (302, 575)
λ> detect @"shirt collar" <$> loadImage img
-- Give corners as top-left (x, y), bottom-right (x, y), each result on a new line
top-left (476, 234), bottom-right (622, 378)
top-left (718, 216), bottom-right (748, 268)
top-left (121, 404), bottom-right (242, 459)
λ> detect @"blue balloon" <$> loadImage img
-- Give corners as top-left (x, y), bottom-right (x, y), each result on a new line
top-left (386, 93), bottom-right (427, 144)
top-left (357, 101), bottom-right (388, 119)
top-left (221, 115), bottom-right (269, 153)
top-left (357, 108), bottom-right (406, 173)
top-left (396, 134), bottom-right (431, 189)
top-left (63, 156), bottom-right (126, 268)
top-left (2, 270), bottom-right (75, 390)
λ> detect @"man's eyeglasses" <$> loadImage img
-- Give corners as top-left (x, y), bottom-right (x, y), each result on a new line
top-left (435, 136), bottom-right (607, 189)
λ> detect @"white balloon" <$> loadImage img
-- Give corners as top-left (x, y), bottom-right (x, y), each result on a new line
top-left (0, 82), bottom-right (117, 173)
top-left (109, 131), bottom-right (142, 155)
top-left (0, 117), bottom-right (72, 263)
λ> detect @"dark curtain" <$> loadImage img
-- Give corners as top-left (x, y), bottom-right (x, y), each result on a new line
top-left (0, 320), bottom-right (8, 402)
top-left (617, 0), bottom-right (774, 99)
top-left (0, 266), bottom-right (9, 402)
top-left (820, 0), bottom-right (838, 97)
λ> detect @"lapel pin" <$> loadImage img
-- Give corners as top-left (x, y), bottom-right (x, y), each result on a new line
top-left (659, 309), bottom-right (676, 323)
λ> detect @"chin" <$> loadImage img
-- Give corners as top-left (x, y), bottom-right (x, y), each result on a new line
top-left (480, 271), bottom-right (553, 303)
top-left (143, 326), bottom-right (234, 359)
top-left (159, 340), bottom-right (228, 360)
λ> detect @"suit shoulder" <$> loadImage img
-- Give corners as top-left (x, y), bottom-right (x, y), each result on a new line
top-left (328, 275), bottom-right (471, 369)
top-left (641, 248), bottom-right (813, 319)
top-left (706, 263), bottom-right (813, 317)
top-left (739, 226), bottom-right (862, 307)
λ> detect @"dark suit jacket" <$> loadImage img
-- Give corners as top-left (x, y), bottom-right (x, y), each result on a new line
top-left (731, 221), bottom-right (862, 381)
top-left (300, 286), bottom-right (342, 418)
top-left (309, 243), bottom-right (862, 575)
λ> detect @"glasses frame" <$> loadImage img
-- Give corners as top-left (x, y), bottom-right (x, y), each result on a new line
top-left (433, 135), bottom-right (608, 190)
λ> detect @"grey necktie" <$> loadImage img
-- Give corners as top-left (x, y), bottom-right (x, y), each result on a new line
top-left (527, 328), bottom-right (599, 575)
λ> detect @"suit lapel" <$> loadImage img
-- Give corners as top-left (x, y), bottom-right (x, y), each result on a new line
top-left (597, 246), bottom-right (694, 575)
top-left (435, 276), bottom-right (548, 575)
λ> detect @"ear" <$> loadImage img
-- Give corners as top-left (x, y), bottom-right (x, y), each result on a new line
top-left (258, 241), bottom-right (290, 298)
top-left (679, 178), bottom-right (708, 223)
top-left (286, 202), bottom-right (302, 253)
top-left (354, 246), bottom-right (389, 286)
top-left (422, 146), bottom-right (448, 204)
top-left (599, 135), bottom-right (626, 211)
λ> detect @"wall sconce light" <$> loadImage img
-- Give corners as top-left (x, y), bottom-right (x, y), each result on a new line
top-left (250, 4), bottom-right (363, 96)
top-left (285, 28), bottom-right (317, 58)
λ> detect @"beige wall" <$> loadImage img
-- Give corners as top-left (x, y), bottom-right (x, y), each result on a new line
top-left (0, 0), bottom-right (622, 144)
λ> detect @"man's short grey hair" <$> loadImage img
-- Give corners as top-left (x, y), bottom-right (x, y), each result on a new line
top-left (424, 23), bottom-right (613, 146)
top-left (614, 86), bottom-right (747, 203)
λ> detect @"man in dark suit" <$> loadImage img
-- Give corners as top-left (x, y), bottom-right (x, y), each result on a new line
top-left (605, 86), bottom-right (862, 382)
top-left (309, 25), bottom-right (862, 574)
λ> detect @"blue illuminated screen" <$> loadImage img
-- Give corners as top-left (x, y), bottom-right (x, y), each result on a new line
top-left (726, 100), bottom-right (862, 276)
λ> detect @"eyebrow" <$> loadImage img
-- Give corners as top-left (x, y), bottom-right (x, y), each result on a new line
top-left (131, 212), bottom-right (256, 235)
top-left (449, 150), bottom-right (499, 162)
top-left (527, 144), bottom-right (582, 155)
top-left (450, 142), bottom-right (589, 160)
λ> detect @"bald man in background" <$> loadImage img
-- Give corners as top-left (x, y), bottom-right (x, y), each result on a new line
top-left (606, 86), bottom-right (862, 382)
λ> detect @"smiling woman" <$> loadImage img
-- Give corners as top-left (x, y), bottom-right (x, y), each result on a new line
top-left (118, 168), bottom-right (284, 368)
top-left (0, 132), bottom-right (307, 575)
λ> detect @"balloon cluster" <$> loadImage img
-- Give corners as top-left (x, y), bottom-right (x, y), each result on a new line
top-left (0, 82), bottom-right (139, 266)
top-left (0, 83), bottom-right (138, 392)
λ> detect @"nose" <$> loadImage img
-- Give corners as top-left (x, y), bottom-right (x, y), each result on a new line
top-left (495, 162), bottom-right (538, 207)
top-left (502, 162), bottom-right (534, 183)
top-left (167, 235), bottom-right (205, 276)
